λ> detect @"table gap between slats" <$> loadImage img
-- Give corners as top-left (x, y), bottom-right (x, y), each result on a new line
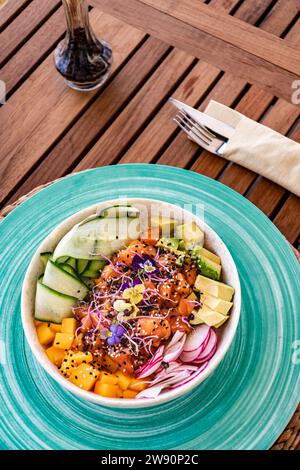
top-left (0, 0), bottom-right (32, 32)
top-left (0, 0), bottom-right (61, 68)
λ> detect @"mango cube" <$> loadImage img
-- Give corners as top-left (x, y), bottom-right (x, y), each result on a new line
top-left (115, 371), bottom-right (132, 391)
top-left (99, 372), bottom-right (118, 385)
top-left (73, 351), bottom-right (93, 365)
top-left (37, 324), bottom-right (55, 345)
top-left (123, 389), bottom-right (138, 399)
top-left (46, 346), bottom-right (66, 367)
top-left (50, 323), bottom-right (62, 332)
top-left (129, 378), bottom-right (148, 392)
top-left (62, 318), bottom-right (77, 336)
top-left (60, 350), bottom-right (77, 377)
top-left (69, 363), bottom-right (99, 391)
top-left (53, 332), bottom-right (74, 350)
top-left (94, 382), bottom-right (121, 398)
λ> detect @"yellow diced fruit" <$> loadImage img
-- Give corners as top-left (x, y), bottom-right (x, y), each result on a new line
top-left (60, 350), bottom-right (77, 377)
top-left (94, 382), bottom-right (121, 398)
top-left (46, 346), bottom-right (66, 367)
top-left (123, 389), bottom-right (138, 399)
top-left (34, 320), bottom-right (44, 327)
top-left (69, 363), bottom-right (99, 391)
top-left (53, 332), bottom-right (74, 350)
top-left (129, 378), bottom-right (148, 392)
top-left (73, 351), bottom-right (93, 365)
top-left (62, 317), bottom-right (77, 336)
top-left (99, 372), bottom-right (118, 385)
top-left (37, 324), bottom-right (55, 346)
top-left (50, 323), bottom-right (62, 332)
top-left (115, 371), bottom-right (132, 391)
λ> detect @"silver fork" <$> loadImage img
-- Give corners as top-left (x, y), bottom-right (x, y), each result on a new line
top-left (173, 109), bottom-right (228, 155)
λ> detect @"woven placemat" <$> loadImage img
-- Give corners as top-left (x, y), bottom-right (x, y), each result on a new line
top-left (1, 179), bottom-right (299, 450)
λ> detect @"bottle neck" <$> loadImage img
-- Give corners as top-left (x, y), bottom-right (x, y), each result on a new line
top-left (62, 0), bottom-right (95, 42)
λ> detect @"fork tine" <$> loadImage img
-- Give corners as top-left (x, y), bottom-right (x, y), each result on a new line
top-left (178, 110), bottom-right (216, 140)
top-left (173, 118), bottom-right (210, 148)
top-left (174, 114), bottom-right (212, 145)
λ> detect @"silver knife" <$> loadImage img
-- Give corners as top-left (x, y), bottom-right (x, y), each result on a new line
top-left (169, 98), bottom-right (236, 140)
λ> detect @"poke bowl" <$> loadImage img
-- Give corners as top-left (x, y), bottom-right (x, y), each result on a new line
top-left (21, 198), bottom-right (241, 408)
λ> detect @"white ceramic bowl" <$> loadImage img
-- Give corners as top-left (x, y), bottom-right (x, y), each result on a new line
top-left (21, 198), bottom-right (241, 408)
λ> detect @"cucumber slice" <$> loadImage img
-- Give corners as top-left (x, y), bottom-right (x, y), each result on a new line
top-left (58, 263), bottom-right (81, 279)
top-left (77, 259), bottom-right (90, 275)
top-left (35, 278), bottom-right (77, 323)
top-left (56, 256), bottom-right (70, 264)
top-left (43, 259), bottom-right (88, 299)
top-left (65, 257), bottom-right (77, 269)
top-left (100, 205), bottom-right (140, 219)
top-left (82, 259), bottom-right (106, 278)
top-left (53, 215), bottom-right (140, 261)
top-left (40, 252), bottom-right (52, 269)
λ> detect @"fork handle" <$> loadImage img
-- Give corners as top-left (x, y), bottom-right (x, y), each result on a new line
top-left (188, 136), bottom-right (228, 155)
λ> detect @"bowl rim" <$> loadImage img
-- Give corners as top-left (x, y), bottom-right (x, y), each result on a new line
top-left (21, 197), bottom-right (241, 408)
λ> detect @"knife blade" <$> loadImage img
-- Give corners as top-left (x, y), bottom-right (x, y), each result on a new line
top-left (169, 98), bottom-right (236, 140)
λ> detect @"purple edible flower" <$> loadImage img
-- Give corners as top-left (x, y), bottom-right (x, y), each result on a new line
top-left (121, 278), bottom-right (142, 291)
top-left (132, 254), bottom-right (159, 276)
top-left (107, 324), bottom-right (126, 346)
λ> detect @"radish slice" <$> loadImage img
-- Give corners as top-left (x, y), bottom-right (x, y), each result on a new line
top-left (170, 362), bottom-right (209, 389)
top-left (180, 346), bottom-right (203, 363)
top-left (136, 345), bottom-right (164, 378)
top-left (194, 343), bottom-right (217, 364)
top-left (196, 329), bottom-right (217, 362)
top-left (166, 330), bottom-right (185, 349)
top-left (163, 334), bottom-right (186, 363)
top-left (182, 324), bottom-right (210, 352)
top-left (137, 385), bottom-right (164, 399)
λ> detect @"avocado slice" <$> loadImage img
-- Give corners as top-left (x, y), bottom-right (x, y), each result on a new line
top-left (150, 216), bottom-right (176, 237)
top-left (201, 290), bottom-right (233, 315)
top-left (174, 221), bottom-right (204, 250)
top-left (189, 305), bottom-right (227, 327)
top-left (196, 255), bottom-right (221, 281)
top-left (195, 275), bottom-right (234, 302)
top-left (156, 237), bottom-right (180, 252)
top-left (191, 247), bottom-right (221, 265)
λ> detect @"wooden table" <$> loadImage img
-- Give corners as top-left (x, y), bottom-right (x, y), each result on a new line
top-left (0, 0), bottom-right (299, 449)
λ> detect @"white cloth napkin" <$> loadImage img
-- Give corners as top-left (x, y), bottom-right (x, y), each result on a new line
top-left (204, 100), bottom-right (300, 197)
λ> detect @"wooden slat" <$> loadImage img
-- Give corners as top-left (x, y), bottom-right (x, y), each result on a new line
top-left (72, 0), bottom-right (258, 171)
top-left (0, 0), bottom-right (211, 203)
top-left (0, 11), bottom-right (145, 205)
top-left (273, 195), bottom-right (300, 244)
top-left (0, 0), bottom-right (30, 31)
top-left (6, 36), bottom-right (170, 203)
top-left (0, 7), bottom-right (66, 95)
top-left (120, 0), bottom-right (295, 166)
top-left (141, 0), bottom-right (300, 72)
top-left (188, 17), bottom-right (300, 177)
top-left (73, 49), bottom-right (196, 171)
top-left (91, 0), bottom-right (300, 102)
top-left (0, 0), bottom-right (60, 66)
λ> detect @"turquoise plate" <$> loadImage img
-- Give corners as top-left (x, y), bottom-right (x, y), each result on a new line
top-left (0, 165), bottom-right (299, 450)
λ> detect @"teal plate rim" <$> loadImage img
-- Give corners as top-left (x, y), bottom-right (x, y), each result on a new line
top-left (0, 164), bottom-right (299, 450)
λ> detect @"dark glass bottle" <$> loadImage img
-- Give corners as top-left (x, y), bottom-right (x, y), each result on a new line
top-left (54, 0), bottom-right (112, 91)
